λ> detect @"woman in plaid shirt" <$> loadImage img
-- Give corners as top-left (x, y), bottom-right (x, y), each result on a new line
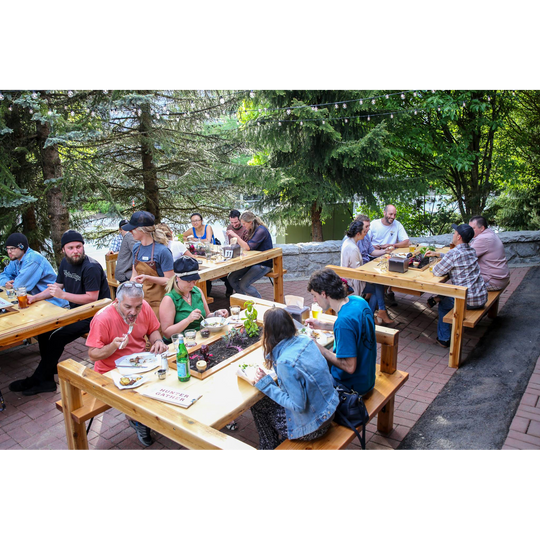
top-left (426, 224), bottom-right (487, 348)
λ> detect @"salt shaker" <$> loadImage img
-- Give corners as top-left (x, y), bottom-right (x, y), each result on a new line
top-left (161, 352), bottom-right (169, 373)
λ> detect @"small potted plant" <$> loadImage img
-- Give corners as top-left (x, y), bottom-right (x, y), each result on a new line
top-left (242, 301), bottom-right (260, 338)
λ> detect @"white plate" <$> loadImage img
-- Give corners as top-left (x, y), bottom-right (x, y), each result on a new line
top-left (115, 352), bottom-right (160, 374)
top-left (112, 372), bottom-right (148, 390)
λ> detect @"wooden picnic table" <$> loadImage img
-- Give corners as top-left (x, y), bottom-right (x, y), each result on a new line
top-left (57, 293), bottom-right (403, 450)
top-left (193, 247), bottom-right (285, 304)
top-left (327, 246), bottom-right (469, 369)
top-left (0, 289), bottom-right (111, 349)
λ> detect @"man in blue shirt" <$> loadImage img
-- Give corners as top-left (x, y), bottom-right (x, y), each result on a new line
top-left (306, 268), bottom-right (377, 396)
top-left (0, 233), bottom-right (68, 308)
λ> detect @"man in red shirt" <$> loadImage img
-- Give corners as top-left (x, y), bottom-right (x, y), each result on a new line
top-left (86, 282), bottom-right (168, 446)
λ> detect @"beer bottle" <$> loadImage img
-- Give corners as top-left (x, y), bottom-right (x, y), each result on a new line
top-left (176, 335), bottom-right (191, 382)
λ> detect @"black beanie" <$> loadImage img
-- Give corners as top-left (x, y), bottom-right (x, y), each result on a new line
top-left (6, 233), bottom-right (29, 251)
top-left (61, 230), bottom-right (85, 248)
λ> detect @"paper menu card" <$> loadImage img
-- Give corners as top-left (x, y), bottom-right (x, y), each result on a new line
top-left (141, 385), bottom-right (202, 408)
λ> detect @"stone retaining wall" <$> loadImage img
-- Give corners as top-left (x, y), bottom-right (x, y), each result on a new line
top-left (277, 231), bottom-right (540, 280)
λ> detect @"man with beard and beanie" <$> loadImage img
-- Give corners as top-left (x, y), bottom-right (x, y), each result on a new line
top-left (86, 281), bottom-right (168, 446)
top-left (0, 232), bottom-right (68, 308)
top-left (8, 230), bottom-right (110, 396)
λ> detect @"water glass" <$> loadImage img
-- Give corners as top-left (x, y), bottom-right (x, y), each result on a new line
top-left (185, 329), bottom-right (197, 347)
top-left (6, 288), bottom-right (16, 300)
top-left (171, 333), bottom-right (182, 352)
top-left (231, 305), bottom-right (241, 322)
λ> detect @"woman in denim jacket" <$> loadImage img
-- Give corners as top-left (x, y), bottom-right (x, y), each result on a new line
top-left (252, 308), bottom-right (339, 450)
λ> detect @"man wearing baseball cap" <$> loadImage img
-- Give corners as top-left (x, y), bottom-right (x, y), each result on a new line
top-left (9, 230), bottom-right (111, 396)
top-left (425, 224), bottom-right (487, 348)
top-left (0, 233), bottom-right (68, 308)
top-left (107, 219), bottom-right (129, 255)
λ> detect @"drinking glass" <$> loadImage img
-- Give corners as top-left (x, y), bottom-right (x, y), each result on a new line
top-left (17, 286), bottom-right (28, 309)
top-left (6, 288), bottom-right (16, 300)
top-left (311, 303), bottom-right (322, 319)
top-left (185, 330), bottom-right (197, 347)
top-left (231, 305), bottom-right (241, 322)
top-left (171, 333), bottom-right (182, 353)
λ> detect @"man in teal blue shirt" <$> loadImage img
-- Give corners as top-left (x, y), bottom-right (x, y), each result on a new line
top-left (0, 233), bottom-right (68, 308)
top-left (306, 268), bottom-right (376, 396)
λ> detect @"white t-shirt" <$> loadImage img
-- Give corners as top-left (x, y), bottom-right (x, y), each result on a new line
top-left (369, 219), bottom-right (408, 246)
top-left (168, 240), bottom-right (189, 261)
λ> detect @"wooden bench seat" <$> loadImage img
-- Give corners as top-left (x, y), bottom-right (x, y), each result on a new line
top-left (56, 392), bottom-right (111, 424)
top-left (443, 288), bottom-right (505, 328)
top-left (276, 366), bottom-right (408, 450)
top-left (105, 253), bottom-right (119, 300)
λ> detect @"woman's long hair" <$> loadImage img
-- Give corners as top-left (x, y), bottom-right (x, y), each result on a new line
top-left (262, 308), bottom-right (296, 369)
top-left (240, 211), bottom-right (267, 241)
top-left (138, 225), bottom-right (169, 246)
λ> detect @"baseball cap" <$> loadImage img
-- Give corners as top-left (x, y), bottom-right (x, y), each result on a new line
top-left (173, 256), bottom-right (201, 281)
top-left (451, 223), bottom-right (474, 244)
top-left (122, 211), bottom-right (155, 231)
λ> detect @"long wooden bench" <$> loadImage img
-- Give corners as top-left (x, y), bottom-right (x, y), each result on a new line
top-left (276, 365), bottom-right (408, 450)
top-left (230, 294), bottom-right (408, 450)
top-left (442, 287), bottom-right (506, 328)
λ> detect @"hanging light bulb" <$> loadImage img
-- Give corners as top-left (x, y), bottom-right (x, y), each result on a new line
top-left (205, 112), bottom-right (210, 118)
top-left (314, 106), bottom-right (318, 111)
top-left (391, 113), bottom-right (394, 119)
top-left (414, 110), bottom-right (417, 115)
top-left (413, 92), bottom-right (417, 97)
top-left (91, 111), bottom-right (96, 117)
top-left (438, 107), bottom-right (441, 112)
top-left (386, 94), bottom-right (389, 99)
top-left (286, 109), bottom-right (291, 115)
top-left (250, 91), bottom-right (255, 98)
top-left (300, 121), bottom-right (303, 125)
top-left (487, 96), bottom-right (491, 102)
top-left (0, 93), bottom-right (4, 100)
top-left (345, 119), bottom-right (348, 123)
top-left (462, 101), bottom-right (466, 107)
top-left (64, 105), bottom-right (68, 110)
top-left (367, 116), bottom-right (370, 121)
top-left (9, 106), bottom-right (12, 111)
top-left (258, 109), bottom-right (261, 113)
top-left (156, 113), bottom-right (160, 119)
top-left (29, 109), bottom-right (33, 114)
top-left (48, 110), bottom-right (53, 116)
top-left (32, 92), bottom-right (38, 99)
top-left (322, 120), bottom-right (325, 124)
top-left (372, 99), bottom-right (375, 105)
top-left (360, 99), bottom-right (363, 105)
top-left (343, 103), bottom-right (347, 109)
top-left (190, 101), bottom-right (195, 108)
top-left (278, 121), bottom-right (282, 126)
top-left (401, 93), bottom-right (405, 99)
top-left (103, 90), bottom-right (108, 94)
top-left (137, 109), bottom-right (142, 116)
top-left (70, 111), bottom-right (75, 117)
top-left (432, 90), bottom-right (435, 93)
top-left (68, 90), bottom-right (74, 97)
top-left (335, 104), bottom-right (339, 109)
top-left (257, 121), bottom-right (260, 126)
top-left (219, 96), bottom-right (225, 104)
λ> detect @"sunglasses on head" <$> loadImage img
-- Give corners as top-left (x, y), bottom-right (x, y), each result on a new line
top-left (117, 282), bottom-right (144, 293)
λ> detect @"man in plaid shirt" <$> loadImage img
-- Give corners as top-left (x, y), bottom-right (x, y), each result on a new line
top-left (426, 224), bottom-right (487, 348)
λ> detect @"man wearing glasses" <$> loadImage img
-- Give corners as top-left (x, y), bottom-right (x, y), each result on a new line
top-left (0, 233), bottom-right (68, 307)
top-left (86, 281), bottom-right (168, 446)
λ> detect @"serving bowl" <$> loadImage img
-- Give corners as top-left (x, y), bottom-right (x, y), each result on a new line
top-left (200, 316), bottom-right (228, 333)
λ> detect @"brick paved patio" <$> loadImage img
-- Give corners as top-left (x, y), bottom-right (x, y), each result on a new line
top-left (0, 266), bottom-right (537, 450)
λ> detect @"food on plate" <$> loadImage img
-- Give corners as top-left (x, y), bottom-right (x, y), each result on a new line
top-left (129, 355), bottom-right (147, 366)
top-left (119, 376), bottom-right (142, 386)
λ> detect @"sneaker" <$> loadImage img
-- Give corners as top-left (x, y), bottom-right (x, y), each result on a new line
top-left (129, 419), bottom-right (154, 447)
top-left (427, 296), bottom-right (437, 309)
top-left (436, 338), bottom-right (450, 348)
top-left (22, 380), bottom-right (57, 396)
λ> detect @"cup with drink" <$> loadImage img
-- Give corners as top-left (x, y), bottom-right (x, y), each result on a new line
top-left (6, 288), bottom-right (17, 300)
top-left (17, 286), bottom-right (28, 309)
top-left (311, 302), bottom-right (322, 319)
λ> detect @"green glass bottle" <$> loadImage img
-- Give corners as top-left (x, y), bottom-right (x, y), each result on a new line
top-left (176, 335), bottom-right (191, 382)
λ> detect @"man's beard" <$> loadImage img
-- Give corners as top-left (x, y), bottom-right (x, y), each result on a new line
top-left (65, 250), bottom-right (85, 266)
top-left (232, 223), bottom-right (242, 230)
top-left (116, 304), bottom-right (138, 325)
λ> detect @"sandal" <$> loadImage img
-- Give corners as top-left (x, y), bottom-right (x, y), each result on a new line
top-left (427, 296), bottom-right (437, 308)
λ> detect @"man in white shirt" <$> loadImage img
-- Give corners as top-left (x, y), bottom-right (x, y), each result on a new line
top-left (369, 205), bottom-right (410, 306)
top-left (369, 205), bottom-right (410, 250)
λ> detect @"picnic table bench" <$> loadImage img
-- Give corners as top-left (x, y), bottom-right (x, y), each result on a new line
top-left (229, 294), bottom-right (408, 450)
top-left (442, 287), bottom-right (506, 328)
top-left (327, 263), bottom-right (469, 368)
top-left (57, 294), bottom-right (407, 450)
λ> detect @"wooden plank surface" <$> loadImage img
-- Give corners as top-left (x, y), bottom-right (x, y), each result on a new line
top-left (442, 289), bottom-right (504, 328)
top-left (0, 294), bottom-right (111, 348)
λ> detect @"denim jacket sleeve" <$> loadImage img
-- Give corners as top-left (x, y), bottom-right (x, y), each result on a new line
top-left (255, 364), bottom-right (307, 413)
top-left (13, 256), bottom-right (43, 291)
top-left (0, 261), bottom-right (18, 286)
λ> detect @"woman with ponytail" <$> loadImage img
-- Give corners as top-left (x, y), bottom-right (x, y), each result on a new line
top-left (122, 211), bottom-right (174, 318)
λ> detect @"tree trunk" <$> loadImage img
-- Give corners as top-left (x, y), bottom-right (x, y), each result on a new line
top-left (36, 121), bottom-right (70, 267)
top-left (22, 206), bottom-right (39, 251)
top-left (139, 104), bottom-right (161, 222)
top-left (311, 202), bottom-right (323, 242)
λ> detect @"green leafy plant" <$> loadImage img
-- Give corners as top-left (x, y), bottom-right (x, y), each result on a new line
top-left (242, 301), bottom-right (260, 338)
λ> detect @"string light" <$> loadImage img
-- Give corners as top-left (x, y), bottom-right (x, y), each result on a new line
top-left (0, 87), bottom-right (517, 132)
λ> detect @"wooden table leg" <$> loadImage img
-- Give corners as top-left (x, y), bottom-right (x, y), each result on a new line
top-left (449, 297), bottom-right (465, 369)
top-left (197, 280), bottom-right (214, 304)
top-left (377, 332), bottom-right (398, 432)
top-left (272, 255), bottom-right (284, 303)
top-left (377, 397), bottom-right (395, 434)
top-left (59, 377), bottom-right (89, 450)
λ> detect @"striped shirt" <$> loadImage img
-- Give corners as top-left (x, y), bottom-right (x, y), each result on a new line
top-left (432, 243), bottom-right (488, 307)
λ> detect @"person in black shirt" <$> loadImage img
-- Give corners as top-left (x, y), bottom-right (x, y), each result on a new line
top-left (9, 230), bottom-right (111, 396)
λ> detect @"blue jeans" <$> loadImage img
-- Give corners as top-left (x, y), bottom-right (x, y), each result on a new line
top-left (364, 283), bottom-right (386, 314)
top-left (437, 296), bottom-right (455, 342)
top-left (437, 296), bottom-right (485, 341)
top-left (228, 264), bottom-right (271, 299)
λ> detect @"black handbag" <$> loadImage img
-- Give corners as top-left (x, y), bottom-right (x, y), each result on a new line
top-left (333, 384), bottom-right (369, 449)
